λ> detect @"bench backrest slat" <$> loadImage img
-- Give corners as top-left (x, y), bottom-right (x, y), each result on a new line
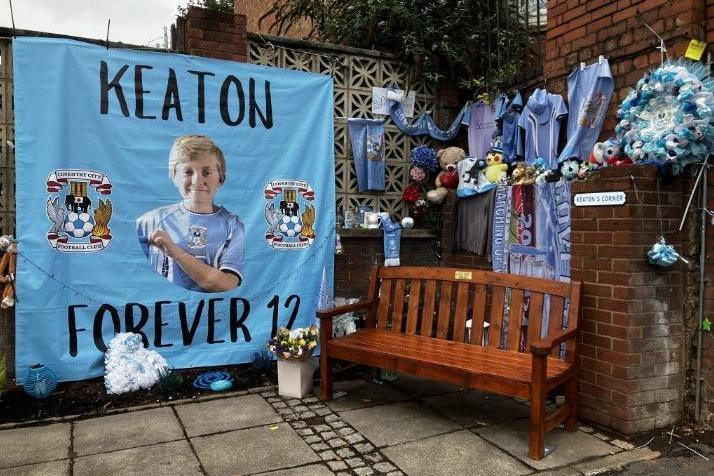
top-left (506, 288), bottom-right (525, 351)
top-left (391, 279), bottom-right (406, 332)
top-left (370, 266), bottom-right (579, 360)
top-left (526, 292), bottom-right (545, 352)
top-left (452, 282), bottom-right (470, 343)
top-left (489, 287), bottom-right (506, 348)
top-left (420, 280), bottom-right (437, 336)
top-left (470, 284), bottom-right (487, 345)
top-left (405, 278), bottom-right (421, 335)
top-left (376, 278), bottom-right (392, 329)
top-left (548, 295), bottom-right (565, 357)
top-left (436, 281), bottom-right (453, 339)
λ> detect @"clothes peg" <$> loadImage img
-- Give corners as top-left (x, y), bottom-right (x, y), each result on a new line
top-left (580, 62), bottom-right (585, 71)
top-left (598, 55), bottom-right (604, 64)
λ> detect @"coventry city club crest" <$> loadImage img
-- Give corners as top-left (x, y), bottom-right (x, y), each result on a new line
top-left (45, 169), bottom-right (113, 252)
top-left (264, 179), bottom-right (316, 250)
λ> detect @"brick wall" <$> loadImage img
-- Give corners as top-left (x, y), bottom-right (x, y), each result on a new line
top-left (546, 0), bottom-right (706, 140)
top-left (334, 232), bottom-right (439, 298)
top-left (179, 6), bottom-right (247, 61)
top-left (234, 0), bottom-right (313, 39)
top-left (570, 165), bottom-right (696, 433)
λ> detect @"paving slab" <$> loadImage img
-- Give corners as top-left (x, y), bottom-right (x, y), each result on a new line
top-left (573, 447), bottom-right (660, 475)
top-left (340, 401), bottom-right (459, 447)
top-left (612, 454), bottom-right (712, 475)
top-left (0, 423), bottom-right (70, 468)
top-left (73, 440), bottom-right (201, 476)
top-left (475, 420), bottom-right (618, 471)
top-left (175, 393), bottom-right (281, 437)
top-left (191, 422), bottom-right (320, 475)
top-left (261, 463), bottom-right (334, 475)
top-left (73, 407), bottom-right (183, 456)
top-left (318, 380), bottom-right (410, 412)
top-left (0, 460), bottom-right (70, 476)
top-left (385, 374), bottom-right (463, 398)
top-left (423, 390), bottom-right (530, 427)
top-left (382, 429), bottom-right (531, 476)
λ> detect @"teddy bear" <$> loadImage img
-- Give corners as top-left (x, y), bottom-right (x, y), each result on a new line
top-left (0, 236), bottom-right (16, 309)
top-left (510, 162), bottom-right (526, 185)
top-left (426, 146), bottom-right (466, 204)
top-left (484, 149), bottom-right (508, 183)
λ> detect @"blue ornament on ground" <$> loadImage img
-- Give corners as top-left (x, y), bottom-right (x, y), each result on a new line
top-left (23, 363), bottom-right (58, 399)
top-left (209, 380), bottom-right (233, 392)
top-left (193, 371), bottom-right (233, 390)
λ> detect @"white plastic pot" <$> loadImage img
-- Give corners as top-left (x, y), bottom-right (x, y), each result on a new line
top-left (277, 359), bottom-right (314, 399)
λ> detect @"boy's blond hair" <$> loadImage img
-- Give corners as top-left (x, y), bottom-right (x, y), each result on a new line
top-left (168, 135), bottom-right (226, 184)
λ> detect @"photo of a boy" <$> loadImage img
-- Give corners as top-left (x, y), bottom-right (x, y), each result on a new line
top-left (136, 135), bottom-right (244, 293)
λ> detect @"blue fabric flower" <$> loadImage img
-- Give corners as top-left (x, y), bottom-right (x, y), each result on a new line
top-left (410, 145), bottom-right (439, 172)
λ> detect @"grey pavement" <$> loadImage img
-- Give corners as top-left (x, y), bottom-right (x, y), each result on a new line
top-left (0, 377), bottom-right (664, 475)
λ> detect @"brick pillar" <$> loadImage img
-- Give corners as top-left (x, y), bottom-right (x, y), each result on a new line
top-left (702, 168), bottom-right (714, 427)
top-left (571, 165), bottom-right (694, 433)
top-left (181, 6), bottom-right (247, 61)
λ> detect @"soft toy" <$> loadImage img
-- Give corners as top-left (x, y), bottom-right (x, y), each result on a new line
top-left (0, 236), bottom-right (16, 309)
top-left (510, 162), bottom-right (526, 185)
top-left (521, 166), bottom-right (537, 185)
top-left (427, 146), bottom-right (466, 204)
top-left (560, 159), bottom-right (580, 181)
top-left (435, 147), bottom-right (465, 189)
top-left (484, 148), bottom-right (508, 183)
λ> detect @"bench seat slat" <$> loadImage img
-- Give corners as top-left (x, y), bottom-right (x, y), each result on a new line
top-left (328, 329), bottom-right (572, 383)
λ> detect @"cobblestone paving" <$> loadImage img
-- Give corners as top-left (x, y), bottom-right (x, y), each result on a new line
top-left (261, 390), bottom-right (403, 476)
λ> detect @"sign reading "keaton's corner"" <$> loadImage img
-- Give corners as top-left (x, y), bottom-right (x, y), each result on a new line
top-left (573, 191), bottom-right (626, 207)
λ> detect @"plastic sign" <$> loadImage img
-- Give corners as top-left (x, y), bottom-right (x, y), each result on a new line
top-left (454, 271), bottom-right (473, 280)
top-left (573, 191), bottom-right (626, 207)
top-left (685, 39), bottom-right (707, 61)
top-left (372, 87), bottom-right (416, 117)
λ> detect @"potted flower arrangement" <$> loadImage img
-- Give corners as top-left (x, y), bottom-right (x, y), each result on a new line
top-left (268, 326), bottom-right (318, 398)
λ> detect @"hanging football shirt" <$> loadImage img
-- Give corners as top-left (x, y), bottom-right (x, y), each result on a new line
top-left (347, 118), bottom-right (386, 191)
top-left (464, 96), bottom-right (505, 160)
top-left (497, 92), bottom-right (524, 163)
top-left (558, 59), bottom-right (614, 163)
top-left (518, 89), bottom-right (567, 168)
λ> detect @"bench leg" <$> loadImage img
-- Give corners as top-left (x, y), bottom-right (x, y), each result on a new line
top-left (564, 370), bottom-right (578, 431)
top-left (320, 353), bottom-right (333, 401)
top-left (529, 354), bottom-right (547, 460)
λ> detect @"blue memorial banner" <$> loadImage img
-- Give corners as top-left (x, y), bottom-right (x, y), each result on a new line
top-left (13, 37), bottom-right (335, 382)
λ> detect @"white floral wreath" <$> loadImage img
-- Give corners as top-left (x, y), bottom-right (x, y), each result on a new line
top-left (615, 60), bottom-right (714, 174)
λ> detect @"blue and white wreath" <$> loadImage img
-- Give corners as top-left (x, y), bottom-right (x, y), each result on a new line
top-left (615, 60), bottom-right (714, 174)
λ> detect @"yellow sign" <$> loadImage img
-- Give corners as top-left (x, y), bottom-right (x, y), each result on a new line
top-left (454, 271), bottom-right (472, 280)
top-left (685, 39), bottom-right (707, 61)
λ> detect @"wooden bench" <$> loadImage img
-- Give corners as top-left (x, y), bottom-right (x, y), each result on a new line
top-left (318, 266), bottom-right (582, 460)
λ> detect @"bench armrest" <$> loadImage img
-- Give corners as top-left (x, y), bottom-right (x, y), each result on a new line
top-left (316, 300), bottom-right (375, 320)
top-left (530, 327), bottom-right (579, 355)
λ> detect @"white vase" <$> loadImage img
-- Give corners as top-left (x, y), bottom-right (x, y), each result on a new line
top-left (277, 359), bottom-right (314, 399)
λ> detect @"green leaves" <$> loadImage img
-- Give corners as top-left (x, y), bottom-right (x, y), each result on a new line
top-left (266, 0), bottom-right (533, 91)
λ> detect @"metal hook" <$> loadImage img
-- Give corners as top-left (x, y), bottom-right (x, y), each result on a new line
top-left (630, 175), bottom-right (640, 202)
top-left (636, 12), bottom-right (667, 65)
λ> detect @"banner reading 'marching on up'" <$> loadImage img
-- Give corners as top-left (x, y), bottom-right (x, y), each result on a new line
top-left (13, 37), bottom-right (335, 382)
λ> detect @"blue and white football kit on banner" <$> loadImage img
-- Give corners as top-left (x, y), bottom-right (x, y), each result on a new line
top-left (136, 203), bottom-right (245, 292)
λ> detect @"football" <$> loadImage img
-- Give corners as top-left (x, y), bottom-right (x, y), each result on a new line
top-left (64, 211), bottom-right (95, 238)
top-left (278, 214), bottom-right (303, 237)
